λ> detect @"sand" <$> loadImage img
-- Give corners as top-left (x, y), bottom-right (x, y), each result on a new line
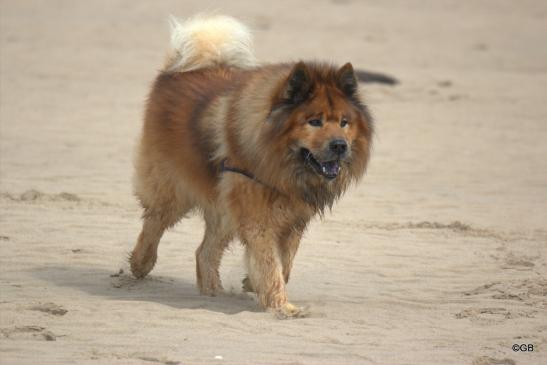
top-left (1, 1), bottom-right (546, 364)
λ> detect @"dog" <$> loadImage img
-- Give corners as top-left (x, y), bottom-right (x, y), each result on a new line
top-left (130, 15), bottom-right (373, 317)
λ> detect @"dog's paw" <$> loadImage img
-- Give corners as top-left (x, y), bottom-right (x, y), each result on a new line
top-left (241, 276), bottom-right (254, 292)
top-left (129, 252), bottom-right (157, 279)
top-left (199, 285), bottom-right (224, 296)
top-left (273, 303), bottom-right (310, 319)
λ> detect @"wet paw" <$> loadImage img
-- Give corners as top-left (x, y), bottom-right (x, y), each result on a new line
top-left (198, 280), bottom-right (224, 296)
top-left (129, 251), bottom-right (156, 279)
top-left (273, 303), bottom-right (310, 319)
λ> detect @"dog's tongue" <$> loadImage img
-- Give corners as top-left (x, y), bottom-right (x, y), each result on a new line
top-left (321, 160), bottom-right (340, 178)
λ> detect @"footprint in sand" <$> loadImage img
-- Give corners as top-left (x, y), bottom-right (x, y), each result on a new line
top-left (19, 189), bottom-right (79, 202)
top-left (502, 252), bottom-right (537, 270)
top-left (136, 356), bottom-right (181, 365)
top-left (1, 189), bottom-right (80, 202)
top-left (28, 302), bottom-right (68, 316)
top-left (0, 325), bottom-right (57, 341)
top-left (463, 279), bottom-right (547, 308)
top-left (455, 307), bottom-right (536, 324)
top-left (1, 189), bottom-right (119, 207)
top-left (109, 268), bottom-right (175, 289)
top-left (472, 356), bottom-right (515, 365)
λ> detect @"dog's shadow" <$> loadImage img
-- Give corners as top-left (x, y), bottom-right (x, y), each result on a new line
top-left (30, 265), bottom-right (257, 315)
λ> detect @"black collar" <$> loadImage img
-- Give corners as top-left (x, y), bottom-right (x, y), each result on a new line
top-left (221, 159), bottom-right (296, 201)
top-left (220, 158), bottom-right (257, 181)
top-left (220, 158), bottom-right (284, 196)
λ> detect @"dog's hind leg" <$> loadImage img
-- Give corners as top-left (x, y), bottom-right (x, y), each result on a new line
top-left (195, 210), bottom-right (233, 295)
top-left (130, 203), bottom-right (190, 279)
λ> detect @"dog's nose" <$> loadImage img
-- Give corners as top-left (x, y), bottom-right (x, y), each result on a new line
top-left (329, 139), bottom-right (347, 155)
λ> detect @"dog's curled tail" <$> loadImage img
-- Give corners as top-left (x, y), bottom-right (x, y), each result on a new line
top-left (164, 15), bottom-right (257, 73)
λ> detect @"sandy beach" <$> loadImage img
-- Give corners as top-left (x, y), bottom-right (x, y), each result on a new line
top-left (1, 1), bottom-right (546, 364)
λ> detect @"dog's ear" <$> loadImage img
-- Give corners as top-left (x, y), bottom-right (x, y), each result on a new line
top-left (281, 61), bottom-right (312, 104)
top-left (336, 62), bottom-right (358, 97)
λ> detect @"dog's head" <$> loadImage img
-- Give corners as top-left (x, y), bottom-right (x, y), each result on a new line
top-left (265, 62), bottom-right (373, 206)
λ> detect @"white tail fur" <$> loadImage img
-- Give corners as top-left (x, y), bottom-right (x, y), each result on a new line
top-left (164, 15), bottom-right (257, 72)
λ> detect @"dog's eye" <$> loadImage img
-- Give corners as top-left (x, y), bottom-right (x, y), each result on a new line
top-left (308, 119), bottom-right (323, 127)
top-left (340, 118), bottom-right (349, 128)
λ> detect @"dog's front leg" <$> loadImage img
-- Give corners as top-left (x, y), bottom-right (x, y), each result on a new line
top-left (243, 228), bottom-right (286, 308)
top-left (240, 229), bottom-right (303, 290)
top-left (241, 228), bottom-right (306, 318)
top-left (280, 230), bottom-right (303, 284)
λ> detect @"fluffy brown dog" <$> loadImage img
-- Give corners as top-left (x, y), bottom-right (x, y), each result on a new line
top-left (130, 15), bottom-right (373, 317)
